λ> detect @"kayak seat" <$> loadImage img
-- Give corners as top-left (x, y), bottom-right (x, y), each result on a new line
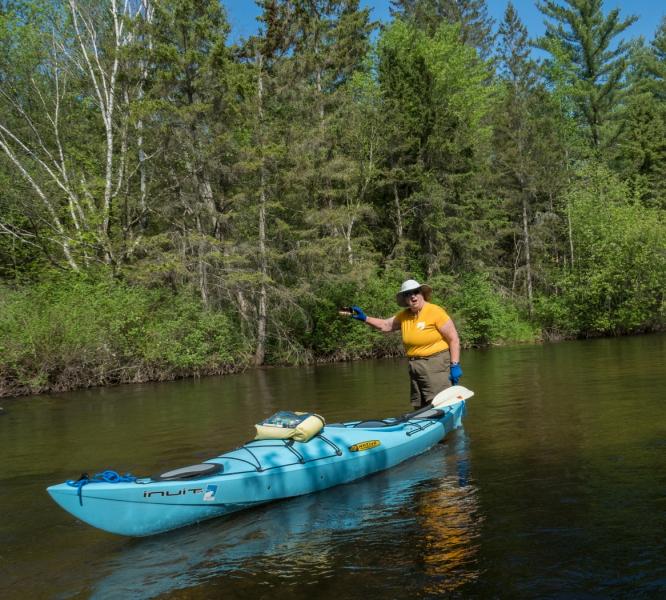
top-left (412, 408), bottom-right (444, 419)
top-left (153, 463), bottom-right (223, 482)
top-left (353, 420), bottom-right (392, 428)
top-left (394, 406), bottom-right (445, 422)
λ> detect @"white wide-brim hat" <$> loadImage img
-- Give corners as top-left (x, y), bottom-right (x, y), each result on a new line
top-left (396, 279), bottom-right (433, 307)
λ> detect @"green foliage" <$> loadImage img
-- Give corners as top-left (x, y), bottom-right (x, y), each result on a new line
top-left (535, 165), bottom-right (666, 337)
top-left (1, 1), bottom-right (665, 396)
top-left (536, 0), bottom-right (637, 152)
top-left (305, 274), bottom-right (404, 360)
top-left (0, 275), bottom-right (248, 396)
top-left (390, 0), bottom-right (496, 58)
top-left (612, 87), bottom-right (666, 208)
top-left (492, 5), bottom-right (571, 312)
top-left (613, 32), bottom-right (666, 207)
top-left (303, 270), bottom-right (537, 359)
top-left (376, 19), bottom-right (497, 275)
top-left (448, 274), bottom-right (538, 346)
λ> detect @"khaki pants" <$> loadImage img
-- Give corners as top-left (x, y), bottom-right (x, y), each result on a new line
top-left (408, 351), bottom-right (451, 408)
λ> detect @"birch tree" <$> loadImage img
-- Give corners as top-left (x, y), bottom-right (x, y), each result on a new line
top-left (0, 0), bottom-right (151, 272)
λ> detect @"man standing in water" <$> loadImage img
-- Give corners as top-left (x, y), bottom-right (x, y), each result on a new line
top-left (349, 279), bottom-right (462, 409)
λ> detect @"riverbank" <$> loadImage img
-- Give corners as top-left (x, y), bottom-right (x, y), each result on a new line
top-left (0, 273), bottom-right (526, 398)
top-left (2, 271), bottom-right (663, 398)
top-left (0, 278), bottom-right (246, 398)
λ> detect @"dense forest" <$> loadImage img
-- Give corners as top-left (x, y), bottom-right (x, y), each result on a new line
top-left (0, 0), bottom-right (664, 397)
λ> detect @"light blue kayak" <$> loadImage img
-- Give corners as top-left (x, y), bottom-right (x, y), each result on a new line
top-left (47, 388), bottom-right (471, 537)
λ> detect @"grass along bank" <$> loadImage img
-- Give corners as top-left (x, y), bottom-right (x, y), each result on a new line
top-left (0, 277), bottom-right (249, 398)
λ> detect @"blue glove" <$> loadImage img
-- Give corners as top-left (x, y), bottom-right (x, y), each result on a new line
top-left (351, 305), bottom-right (367, 321)
top-left (449, 362), bottom-right (463, 385)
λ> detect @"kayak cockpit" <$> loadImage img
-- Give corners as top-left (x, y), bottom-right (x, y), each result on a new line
top-left (327, 406), bottom-right (447, 429)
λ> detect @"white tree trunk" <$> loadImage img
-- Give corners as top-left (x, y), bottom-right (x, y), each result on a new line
top-left (0, 1), bottom-right (144, 270)
top-left (522, 195), bottom-right (533, 314)
top-left (255, 52), bottom-right (268, 366)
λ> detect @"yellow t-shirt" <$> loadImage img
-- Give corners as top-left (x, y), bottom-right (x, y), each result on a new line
top-left (394, 302), bottom-right (450, 357)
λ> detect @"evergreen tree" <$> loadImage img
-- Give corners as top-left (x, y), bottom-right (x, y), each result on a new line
top-left (612, 22), bottom-right (666, 207)
top-left (134, 0), bottom-right (241, 307)
top-left (493, 3), bottom-right (569, 312)
top-left (265, 1), bottom-right (375, 278)
top-left (377, 19), bottom-right (496, 277)
top-left (494, 3), bottom-right (537, 311)
top-left (229, 0), bottom-right (376, 363)
top-left (390, 0), bottom-right (495, 59)
top-left (647, 17), bottom-right (666, 100)
top-left (536, 0), bottom-right (637, 153)
top-left (232, 0), bottom-right (308, 364)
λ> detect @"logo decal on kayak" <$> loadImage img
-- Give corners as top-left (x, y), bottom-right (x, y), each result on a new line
top-left (203, 484), bottom-right (218, 502)
top-left (143, 488), bottom-right (203, 498)
top-left (349, 440), bottom-right (381, 452)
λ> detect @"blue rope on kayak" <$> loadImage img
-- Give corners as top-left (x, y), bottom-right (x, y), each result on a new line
top-left (66, 470), bottom-right (136, 506)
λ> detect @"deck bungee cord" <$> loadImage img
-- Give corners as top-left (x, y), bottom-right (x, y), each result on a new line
top-left (67, 470), bottom-right (137, 505)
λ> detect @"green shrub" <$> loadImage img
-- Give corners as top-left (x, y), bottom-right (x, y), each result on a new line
top-left (447, 274), bottom-right (538, 346)
top-left (305, 274), bottom-right (404, 360)
top-left (139, 294), bottom-right (243, 369)
top-left (304, 271), bottom-right (536, 358)
top-left (535, 165), bottom-right (666, 336)
top-left (0, 275), bottom-right (246, 396)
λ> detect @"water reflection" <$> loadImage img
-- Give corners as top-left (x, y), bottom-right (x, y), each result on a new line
top-left (414, 431), bottom-right (482, 596)
top-left (91, 435), bottom-right (479, 600)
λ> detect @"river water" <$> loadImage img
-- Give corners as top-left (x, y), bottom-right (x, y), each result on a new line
top-left (1, 334), bottom-right (664, 599)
